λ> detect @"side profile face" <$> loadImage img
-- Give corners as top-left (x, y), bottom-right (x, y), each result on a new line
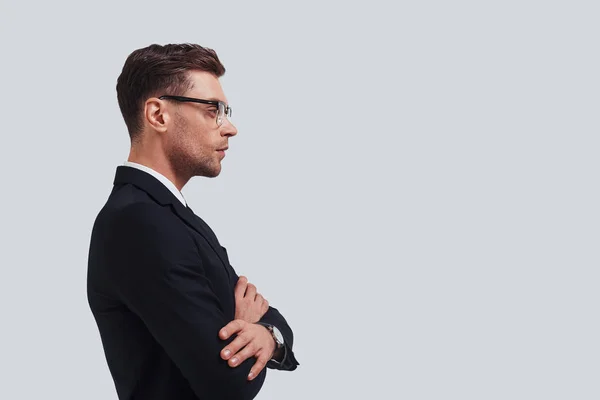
top-left (149, 70), bottom-right (238, 179)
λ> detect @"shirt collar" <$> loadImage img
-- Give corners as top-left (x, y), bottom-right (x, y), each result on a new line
top-left (122, 161), bottom-right (187, 206)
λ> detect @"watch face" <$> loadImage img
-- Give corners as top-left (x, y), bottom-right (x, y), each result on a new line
top-left (272, 326), bottom-right (284, 345)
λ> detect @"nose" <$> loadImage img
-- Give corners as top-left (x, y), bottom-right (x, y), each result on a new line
top-left (221, 118), bottom-right (238, 137)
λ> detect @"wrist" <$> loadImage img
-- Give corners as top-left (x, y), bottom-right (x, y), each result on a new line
top-left (262, 324), bottom-right (284, 361)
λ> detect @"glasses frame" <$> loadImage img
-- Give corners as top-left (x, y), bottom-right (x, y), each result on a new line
top-left (158, 95), bottom-right (232, 126)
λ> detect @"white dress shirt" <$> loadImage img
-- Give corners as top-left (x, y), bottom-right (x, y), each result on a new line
top-left (123, 161), bottom-right (187, 206)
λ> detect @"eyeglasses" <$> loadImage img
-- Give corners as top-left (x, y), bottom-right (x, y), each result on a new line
top-left (159, 95), bottom-right (232, 127)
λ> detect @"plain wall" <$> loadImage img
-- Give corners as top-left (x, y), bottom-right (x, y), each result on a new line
top-left (0, 1), bottom-right (598, 399)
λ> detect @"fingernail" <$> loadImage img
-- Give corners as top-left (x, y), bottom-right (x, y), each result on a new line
top-left (231, 357), bottom-right (238, 365)
top-left (224, 350), bottom-right (231, 357)
top-left (248, 371), bottom-right (254, 379)
top-left (221, 330), bottom-right (227, 337)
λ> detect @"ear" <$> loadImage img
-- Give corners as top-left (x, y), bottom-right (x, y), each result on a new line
top-left (144, 97), bottom-right (170, 133)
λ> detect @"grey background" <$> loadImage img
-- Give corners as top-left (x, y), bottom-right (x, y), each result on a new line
top-left (1, 1), bottom-right (598, 399)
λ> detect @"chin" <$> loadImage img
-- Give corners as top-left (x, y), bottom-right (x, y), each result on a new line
top-left (210, 163), bottom-right (222, 177)
top-left (196, 164), bottom-right (221, 178)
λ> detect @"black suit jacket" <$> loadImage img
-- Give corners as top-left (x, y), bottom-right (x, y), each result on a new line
top-left (87, 166), bottom-right (298, 400)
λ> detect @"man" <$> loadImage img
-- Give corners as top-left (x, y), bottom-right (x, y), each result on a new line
top-left (87, 43), bottom-right (299, 400)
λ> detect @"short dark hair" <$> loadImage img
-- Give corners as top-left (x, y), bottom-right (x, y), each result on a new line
top-left (116, 43), bottom-right (226, 140)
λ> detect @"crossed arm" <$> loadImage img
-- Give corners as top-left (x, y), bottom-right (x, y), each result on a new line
top-left (107, 203), bottom-right (297, 399)
top-left (220, 275), bottom-right (299, 380)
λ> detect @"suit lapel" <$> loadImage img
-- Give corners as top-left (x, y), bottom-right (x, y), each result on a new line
top-left (170, 201), bottom-right (232, 280)
top-left (114, 166), bottom-right (232, 279)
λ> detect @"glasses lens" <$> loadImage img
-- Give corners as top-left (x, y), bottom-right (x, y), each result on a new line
top-left (217, 103), bottom-right (226, 126)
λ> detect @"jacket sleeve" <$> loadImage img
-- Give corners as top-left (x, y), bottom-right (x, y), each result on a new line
top-left (105, 203), bottom-right (265, 399)
top-left (222, 247), bottom-right (300, 371)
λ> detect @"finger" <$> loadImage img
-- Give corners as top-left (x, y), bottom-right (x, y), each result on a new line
top-left (220, 319), bottom-right (246, 340)
top-left (234, 276), bottom-right (248, 301)
top-left (261, 298), bottom-right (269, 314)
top-left (255, 293), bottom-right (263, 304)
top-left (221, 332), bottom-right (251, 361)
top-left (247, 352), bottom-right (269, 380)
top-left (245, 283), bottom-right (257, 299)
top-left (228, 340), bottom-right (258, 367)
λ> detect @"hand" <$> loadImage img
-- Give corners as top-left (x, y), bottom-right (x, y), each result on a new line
top-left (234, 276), bottom-right (269, 324)
top-left (219, 319), bottom-right (276, 381)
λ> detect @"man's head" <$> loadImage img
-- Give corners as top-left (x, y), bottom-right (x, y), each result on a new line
top-left (117, 43), bottom-right (237, 180)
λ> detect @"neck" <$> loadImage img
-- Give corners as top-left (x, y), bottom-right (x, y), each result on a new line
top-left (127, 145), bottom-right (189, 191)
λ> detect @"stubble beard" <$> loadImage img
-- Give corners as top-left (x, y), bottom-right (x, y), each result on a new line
top-left (170, 113), bottom-right (221, 179)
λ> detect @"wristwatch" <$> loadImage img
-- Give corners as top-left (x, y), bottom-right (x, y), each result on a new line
top-left (266, 325), bottom-right (284, 351)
